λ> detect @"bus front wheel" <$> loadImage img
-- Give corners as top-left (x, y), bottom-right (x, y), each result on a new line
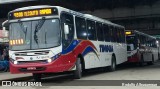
top-left (139, 54), bottom-right (144, 66)
top-left (73, 57), bottom-right (82, 79)
top-left (108, 56), bottom-right (116, 72)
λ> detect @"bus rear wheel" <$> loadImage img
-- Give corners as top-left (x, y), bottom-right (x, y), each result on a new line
top-left (147, 55), bottom-right (154, 65)
top-left (108, 56), bottom-right (116, 72)
top-left (73, 57), bottom-right (82, 79)
top-left (139, 54), bottom-right (144, 66)
top-left (33, 73), bottom-right (42, 81)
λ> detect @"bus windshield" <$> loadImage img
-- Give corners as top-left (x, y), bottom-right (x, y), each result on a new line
top-left (126, 36), bottom-right (138, 50)
top-left (9, 19), bottom-right (61, 50)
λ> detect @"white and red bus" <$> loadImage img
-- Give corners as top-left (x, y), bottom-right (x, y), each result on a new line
top-left (126, 30), bottom-right (159, 65)
top-left (7, 5), bottom-right (127, 81)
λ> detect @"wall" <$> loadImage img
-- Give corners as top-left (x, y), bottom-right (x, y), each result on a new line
top-left (81, 0), bottom-right (160, 35)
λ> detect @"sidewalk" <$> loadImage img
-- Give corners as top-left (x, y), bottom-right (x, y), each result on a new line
top-left (0, 72), bottom-right (32, 81)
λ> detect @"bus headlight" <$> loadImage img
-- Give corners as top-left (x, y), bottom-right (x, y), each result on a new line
top-left (156, 40), bottom-right (159, 44)
top-left (47, 58), bottom-right (52, 63)
top-left (51, 53), bottom-right (61, 60)
top-left (14, 61), bottom-right (18, 64)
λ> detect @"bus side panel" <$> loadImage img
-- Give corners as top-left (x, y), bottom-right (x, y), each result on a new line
top-left (152, 48), bottom-right (159, 61)
top-left (67, 40), bottom-right (101, 69)
top-left (83, 41), bottom-right (109, 69)
top-left (83, 41), bottom-right (113, 69)
top-left (143, 52), bottom-right (152, 62)
top-left (113, 43), bottom-right (127, 64)
top-left (93, 41), bottom-right (112, 68)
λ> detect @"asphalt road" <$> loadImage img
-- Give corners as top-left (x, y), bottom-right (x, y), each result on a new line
top-left (1, 60), bottom-right (160, 89)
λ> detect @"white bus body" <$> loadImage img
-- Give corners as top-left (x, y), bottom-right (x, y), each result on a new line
top-left (8, 5), bottom-right (127, 79)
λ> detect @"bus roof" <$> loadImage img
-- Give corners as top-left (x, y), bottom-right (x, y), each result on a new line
top-left (10, 5), bottom-right (124, 28)
top-left (134, 30), bottom-right (156, 39)
top-left (126, 30), bottom-right (156, 39)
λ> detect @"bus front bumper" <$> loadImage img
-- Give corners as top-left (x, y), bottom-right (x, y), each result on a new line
top-left (9, 60), bottom-right (75, 74)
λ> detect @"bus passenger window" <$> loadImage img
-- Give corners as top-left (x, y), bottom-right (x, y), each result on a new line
top-left (75, 17), bottom-right (87, 40)
top-left (96, 22), bottom-right (104, 41)
top-left (87, 20), bottom-right (96, 40)
top-left (103, 24), bottom-right (110, 42)
top-left (115, 27), bottom-right (119, 42)
top-left (121, 28), bottom-right (125, 43)
top-left (110, 26), bottom-right (116, 42)
top-left (117, 28), bottom-right (121, 43)
top-left (119, 28), bottom-right (123, 43)
top-left (114, 27), bottom-right (118, 42)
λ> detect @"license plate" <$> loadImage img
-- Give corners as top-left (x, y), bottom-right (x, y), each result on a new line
top-left (27, 67), bottom-right (36, 70)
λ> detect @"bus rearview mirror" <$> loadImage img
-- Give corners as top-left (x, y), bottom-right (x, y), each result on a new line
top-left (64, 24), bottom-right (69, 35)
top-left (127, 44), bottom-right (134, 51)
top-left (3, 27), bottom-right (6, 30)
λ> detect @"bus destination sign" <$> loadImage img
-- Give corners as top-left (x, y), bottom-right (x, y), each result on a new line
top-left (9, 8), bottom-right (58, 19)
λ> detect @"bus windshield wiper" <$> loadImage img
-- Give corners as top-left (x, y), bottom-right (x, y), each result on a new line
top-left (18, 20), bottom-right (28, 40)
top-left (34, 17), bottom-right (45, 45)
top-left (45, 31), bottom-right (47, 44)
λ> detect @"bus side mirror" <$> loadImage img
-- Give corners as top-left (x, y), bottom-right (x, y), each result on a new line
top-left (64, 24), bottom-right (69, 35)
top-left (127, 44), bottom-right (134, 51)
top-left (130, 44), bottom-right (134, 51)
top-left (3, 27), bottom-right (6, 30)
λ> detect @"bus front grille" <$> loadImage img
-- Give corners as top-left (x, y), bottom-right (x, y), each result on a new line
top-left (15, 50), bottom-right (50, 56)
top-left (18, 60), bottom-right (47, 64)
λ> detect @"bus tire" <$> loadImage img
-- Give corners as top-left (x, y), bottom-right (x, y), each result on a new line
top-left (33, 73), bottom-right (42, 81)
top-left (73, 57), bottom-right (82, 79)
top-left (147, 55), bottom-right (154, 65)
top-left (139, 54), bottom-right (144, 66)
top-left (108, 55), bottom-right (116, 72)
